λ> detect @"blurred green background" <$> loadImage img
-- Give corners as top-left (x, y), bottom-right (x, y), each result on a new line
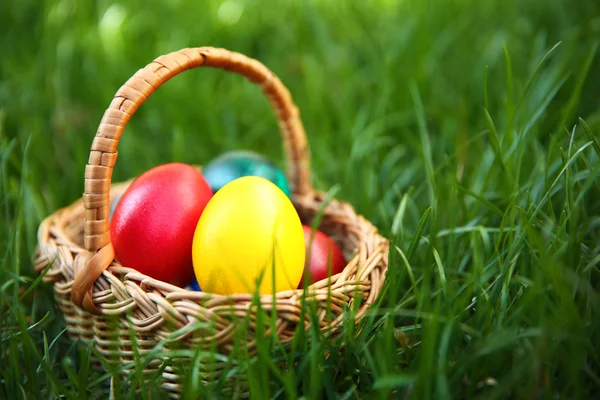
top-left (2, 0), bottom-right (599, 222)
top-left (2, 0), bottom-right (600, 398)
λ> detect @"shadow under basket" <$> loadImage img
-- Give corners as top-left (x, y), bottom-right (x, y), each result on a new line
top-left (34, 47), bottom-right (389, 397)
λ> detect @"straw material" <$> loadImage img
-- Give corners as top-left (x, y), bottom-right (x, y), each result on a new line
top-left (35, 47), bottom-right (389, 396)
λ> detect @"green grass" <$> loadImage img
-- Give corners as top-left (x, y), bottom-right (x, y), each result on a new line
top-left (2, 0), bottom-right (600, 398)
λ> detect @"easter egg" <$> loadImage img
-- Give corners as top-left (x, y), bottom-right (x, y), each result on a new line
top-left (192, 176), bottom-right (304, 295)
top-left (202, 150), bottom-right (291, 197)
top-left (110, 163), bottom-right (213, 287)
top-left (299, 225), bottom-right (346, 287)
top-left (109, 193), bottom-right (121, 220)
top-left (189, 279), bottom-right (201, 291)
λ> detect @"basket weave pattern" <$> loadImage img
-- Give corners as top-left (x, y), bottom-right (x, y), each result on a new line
top-left (35, 47), bottom-right (389, 395)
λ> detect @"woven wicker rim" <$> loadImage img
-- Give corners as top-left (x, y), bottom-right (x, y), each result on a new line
top-left (73, 47), bottom-right (313, 313)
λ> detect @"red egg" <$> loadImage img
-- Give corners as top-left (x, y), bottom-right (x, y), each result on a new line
top-left (110, 163), bottom-right (213, 287)
top-left (299, 225), bottom-right (346, 287)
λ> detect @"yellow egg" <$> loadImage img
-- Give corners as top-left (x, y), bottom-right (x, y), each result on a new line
top-left (192, 176), bottom-right (305, 295)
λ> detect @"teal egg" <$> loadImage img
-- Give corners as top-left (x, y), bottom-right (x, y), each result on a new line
top-left (202, 150), bottom-right (291, 197)
top-left (109, 193), bottom-right (121, 220)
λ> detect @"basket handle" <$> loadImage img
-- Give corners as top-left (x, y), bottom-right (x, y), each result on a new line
top-left (72, 47), bottom-right (313, 313)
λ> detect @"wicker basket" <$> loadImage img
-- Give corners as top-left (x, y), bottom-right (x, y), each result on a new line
top-left (35, 47), bottom-right (389, 397)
